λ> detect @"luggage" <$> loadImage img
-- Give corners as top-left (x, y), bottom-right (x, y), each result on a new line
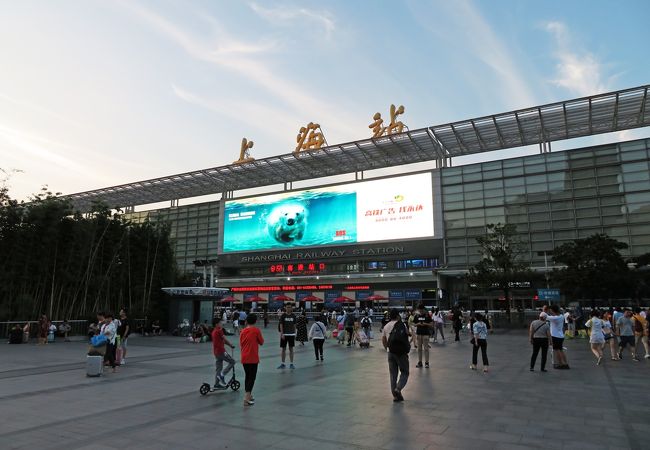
top-left (86, 355), bottom-right (104, 377)
top-left (115, 346), bottom-right (123, 365)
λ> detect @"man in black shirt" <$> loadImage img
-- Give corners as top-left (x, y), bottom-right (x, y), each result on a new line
top-left (278, 304), bottom-right (297, 369)
top-left (413, 303), bottom-right (433, 368)
top-left (118, 309), bottom-right (131, 365)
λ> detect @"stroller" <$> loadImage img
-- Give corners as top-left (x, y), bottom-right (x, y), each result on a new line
top-left (199, 348), bottom-right (241, 395)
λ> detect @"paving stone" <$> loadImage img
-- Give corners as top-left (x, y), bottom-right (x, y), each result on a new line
top-left (1, 328), bottom-right (648, 449)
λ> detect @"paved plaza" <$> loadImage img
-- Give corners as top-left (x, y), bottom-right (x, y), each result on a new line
top-left (1, 325), bottom-right (648, 450)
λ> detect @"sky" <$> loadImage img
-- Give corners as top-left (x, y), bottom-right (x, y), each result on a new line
top-left (1, 0), bottom-right (649, 204)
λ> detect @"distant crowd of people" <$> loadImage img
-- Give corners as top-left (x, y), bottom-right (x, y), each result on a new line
top-left (7, 314), bottom-right (72, 344)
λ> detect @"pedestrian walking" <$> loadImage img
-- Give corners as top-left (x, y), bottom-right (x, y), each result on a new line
top-left (212, 317), bottom-right (235, 388)
top-left (117, 309), bottom-right (131, 365)
top-left (308, 315), bottom-right (327, 362)
top-left (616, 309), bottom-right (639, 361)
top-left (547, 304), bottom-right (570, 369)
top-left (585, 310), bottom-right (605, 365)
top-left (296, 311), bottom-right (308, 346)
top-left (38, 314), bottom-right (49, 345)
top-left (240, 314), bottom-right (264, 406)
top-left (470, 313), bottom-right (489, 373)
top-left (263, 310), bottom-right (269, 329)
top-left (602, 311), bottom-right (618, 360)
top-left (413, 303), bottom-right (433, 368)
top-left (278, 304), bottom-right (297, 369)
top-left (632, 308), bottom-right (649, 358)
top-left (432, 308), bottom-right (445, 343)
top-left (529, 312), bottom-right (551, 372)
top-left (452, 308), bottom-right (462, 342)
top-left (344, 309), bottom-right (356, 347)
top-left (382, 309), bottom-right (410, 402)
top-left (100, 312), bottom-right (118, 373)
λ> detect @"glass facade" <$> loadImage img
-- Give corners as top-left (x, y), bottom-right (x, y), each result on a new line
top-left (126, 138), bottom-right (650, 277)
top-left (442, 138), bottom-right (650, 268)
top-left (126, 201), bottom-right (221, 274)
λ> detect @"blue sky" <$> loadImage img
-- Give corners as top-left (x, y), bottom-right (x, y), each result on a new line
top-left (1, 0), bottom-right (649, 202)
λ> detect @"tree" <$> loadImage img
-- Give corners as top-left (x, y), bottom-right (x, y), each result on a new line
top-left (0, 177), bottom-right (177, 322)
top-left (551, 234), bottom-right (630, 307)
top-left (467, 223), bottom-right (530, 318)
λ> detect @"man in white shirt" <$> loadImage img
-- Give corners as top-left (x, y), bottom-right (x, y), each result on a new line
top-left (547, 304), bottom-right (569, 369)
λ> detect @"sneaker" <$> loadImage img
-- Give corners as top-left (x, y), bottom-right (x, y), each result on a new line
top-left (416, 362), bottom-right (423, 368)
top-left (632, 357), bottom-right (640, 362)
top-left (425, 362), bottom-right (430, 369)
top-left (645, 354), bottom-right (650, 359)
top-left (597, 356), bottom-right (602, 366)
top-left (618, 350), bottom-right (623, 360)
top-left (320, 357), bottom-right (324, 361)
top-left (470, 364), bottom-right (476, 370)
top-left (121, 359), bottom-right (126, 365)
top-left (277, 363), bottom-right (286, 369)
top-left (483, 368), bottom-right (489, 373)
top-left (346, 343), bottom-right (351, 347)
top-left (541, 369), bottom-right (547, 372)
top-left (289, 364), bottom-right (295, 370)
top-left (218, 375), bottom-right (227, 386)
top-left (530, 368), bottom-right (534, 372)
top-left (394, 389), bottom-right (404, 402)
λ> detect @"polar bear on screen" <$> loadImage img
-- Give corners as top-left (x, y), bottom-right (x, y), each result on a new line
top-left (266, 203), bottom-right (308, 244)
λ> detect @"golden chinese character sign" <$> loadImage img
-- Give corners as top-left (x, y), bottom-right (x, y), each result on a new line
top-left (368, 104), bottom-right (406, 138)
top-left (295, 122), bottom-right (326, 153)
top-left (233, 138), bottom-right (255, 164)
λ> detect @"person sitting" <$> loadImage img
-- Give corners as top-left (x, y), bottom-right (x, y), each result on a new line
top-left (152, 320), bottom-right (162, 336)
top-left (9, 325), bottom-right (23, 344)
top-left (59, 320), bottom-right (72, 342)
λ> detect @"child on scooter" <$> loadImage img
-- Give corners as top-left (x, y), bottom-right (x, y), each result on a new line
top-left (212, 317), bottom-right (236, 388)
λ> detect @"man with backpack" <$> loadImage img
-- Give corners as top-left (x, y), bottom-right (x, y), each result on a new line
top-left (344, 309), bottom-right (356, 347)
top-left (382, 309), bottom-right (411, 402)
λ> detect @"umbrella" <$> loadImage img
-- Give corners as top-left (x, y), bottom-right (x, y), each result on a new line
top-left (334, 296), bottom-right (354, 303)
top-left (302, 295), bottom-right (323, 302)
top-left (220, 296), bottom-right (236, 303)
top-left (273, 295), bottom-right (294, 301)
top-left (366, 294), bottom-right (387, 301)
top-left (246, 296), bottom-right (266, 302)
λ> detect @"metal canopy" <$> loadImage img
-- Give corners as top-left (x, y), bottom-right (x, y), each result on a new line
top-left (62, 85), bottom-right (650, 212)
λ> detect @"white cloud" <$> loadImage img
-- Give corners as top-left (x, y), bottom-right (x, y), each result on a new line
top-left (409, 0), bottom-right (537, 109)
top-left (249, 2), bottom-right (335, 38)
top-left (544, 21), bottom-right (608, 96)
top-left (121, 2), bottom-right (361, 143)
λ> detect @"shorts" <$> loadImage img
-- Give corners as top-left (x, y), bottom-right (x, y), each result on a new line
top-left (280, 335), bottom-right (296, 349)
top-left (551, 337), bottom-right (564, 350)
top-left (619, 335), bottom-right (635, 348)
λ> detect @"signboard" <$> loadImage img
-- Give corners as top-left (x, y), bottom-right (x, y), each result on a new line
top-left (221, 173), bottom-right (434, 253)
top-left (389, 289), bottom-right (404, 299)
top-left (356, 291), bottom-right (371, 300)
top-left (537, 288), bottom-right (561, 302)
top-left (405, 289), bottom-right (422, 300)
top-left (325, 291), bottom-right (341, 304)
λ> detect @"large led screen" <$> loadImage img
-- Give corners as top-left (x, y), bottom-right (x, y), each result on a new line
top-left (221, 172), bottom-right (434, 253)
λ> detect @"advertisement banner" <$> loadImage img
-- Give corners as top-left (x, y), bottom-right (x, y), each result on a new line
top-left (537, 288), bottom-right (561, 302)
top-left (221, 173), bottom-right (434, 253)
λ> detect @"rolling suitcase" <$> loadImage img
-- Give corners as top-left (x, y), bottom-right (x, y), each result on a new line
top-left (86, 355), bottom-right (104, 377)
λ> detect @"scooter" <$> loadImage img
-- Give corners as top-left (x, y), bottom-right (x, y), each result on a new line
top-left (199, 350), bottom-right (241, 395)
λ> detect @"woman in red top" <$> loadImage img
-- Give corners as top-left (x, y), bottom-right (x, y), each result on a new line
top-left (240, 313), bottom-right (264, 406)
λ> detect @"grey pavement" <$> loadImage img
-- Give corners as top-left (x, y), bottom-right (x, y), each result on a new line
top-left (1, 326), bottom-right (648, 450)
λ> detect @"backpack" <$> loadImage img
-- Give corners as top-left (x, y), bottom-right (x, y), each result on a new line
top-left (388, 321), bottom-right (410, 355)
top-left (361, 317), bottom-right (371, 328)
